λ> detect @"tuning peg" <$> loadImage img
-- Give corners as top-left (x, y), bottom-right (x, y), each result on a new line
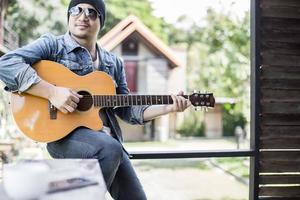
top-left (194, 107), bottom-right (201, 111)
top-left (204, 107), bottom-right (208, 112)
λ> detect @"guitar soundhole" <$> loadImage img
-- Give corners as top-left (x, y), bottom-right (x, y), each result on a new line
top-left (77, 91), bottom-right (93, 112)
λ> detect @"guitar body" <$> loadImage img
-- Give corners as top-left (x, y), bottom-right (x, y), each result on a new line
top-left (11, 60), bottom-right (116, 142)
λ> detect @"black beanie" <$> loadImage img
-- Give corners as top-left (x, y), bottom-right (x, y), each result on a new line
top-left (67, 0), bottom-right (106, 29)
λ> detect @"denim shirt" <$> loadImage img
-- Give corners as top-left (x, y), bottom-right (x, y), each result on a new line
top-left (0, 32), bottom-right (149, 142)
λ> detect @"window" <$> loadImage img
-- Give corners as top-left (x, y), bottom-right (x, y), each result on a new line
top-left (125, 0), bottom-right (258, 199)
top-left (122, 37), bottom-right (138, 56)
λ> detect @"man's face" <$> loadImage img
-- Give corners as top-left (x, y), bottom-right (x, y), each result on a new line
top-left (68, 3), bottom-right (101, 40)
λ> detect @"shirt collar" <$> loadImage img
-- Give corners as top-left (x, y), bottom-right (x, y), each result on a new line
top-left (64, 32), bottom-right (82, 53)
top-left (64, 32), bottom-right (113, 68)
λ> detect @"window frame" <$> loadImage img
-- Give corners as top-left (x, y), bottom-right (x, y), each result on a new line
top-left (128, 0), bottom-right (260, 199)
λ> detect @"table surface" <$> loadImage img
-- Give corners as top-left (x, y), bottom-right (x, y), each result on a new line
top-left (0, 159), bottom-right (110, 200)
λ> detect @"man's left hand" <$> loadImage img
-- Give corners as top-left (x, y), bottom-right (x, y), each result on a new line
top-left (167, 91), bottom-right (192, 113)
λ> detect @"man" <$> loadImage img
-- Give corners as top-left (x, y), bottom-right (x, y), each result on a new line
top-left (0, 0), bottom-right (191, 199)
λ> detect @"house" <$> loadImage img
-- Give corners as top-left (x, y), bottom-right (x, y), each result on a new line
top-left (204, 97), bottom-right (235, 138)
top-left (98, 15), bottom-right (232, 141)
top-left (99, 15), bottom-right (187, 141)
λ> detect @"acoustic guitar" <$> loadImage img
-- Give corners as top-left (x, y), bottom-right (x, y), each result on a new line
top-left (11, 60), bottom-right (215, 142)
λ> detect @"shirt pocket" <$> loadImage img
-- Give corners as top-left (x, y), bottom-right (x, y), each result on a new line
top-left (58, 58), bottom-right (84, 74)
top-left (59, 59), bottom-right (83, 70)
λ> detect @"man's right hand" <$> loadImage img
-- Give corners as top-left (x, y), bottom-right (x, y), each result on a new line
top-left (49, 86), bottom-right (83, 114)
top-left (25, 80), bottom-right (82, 114)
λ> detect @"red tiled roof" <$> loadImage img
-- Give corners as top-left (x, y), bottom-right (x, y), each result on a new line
top-left (98, 15), bottom-right (183, 68)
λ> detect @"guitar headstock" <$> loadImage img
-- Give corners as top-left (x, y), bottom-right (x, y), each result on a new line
top-left (189, 92), bottom-right (215, 109)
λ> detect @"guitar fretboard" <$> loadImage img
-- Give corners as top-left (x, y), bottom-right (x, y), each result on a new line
top-left (92, 95), bottom-right (189, 107)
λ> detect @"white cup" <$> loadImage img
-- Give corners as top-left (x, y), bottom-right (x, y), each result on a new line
top-left (3, 161), bottom-right (50, 200)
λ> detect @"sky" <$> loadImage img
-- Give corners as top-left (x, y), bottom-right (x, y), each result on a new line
top-left (149, 0), bottom-right (250, 25)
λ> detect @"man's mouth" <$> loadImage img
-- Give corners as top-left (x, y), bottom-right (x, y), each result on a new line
top-left (76, 24), bottom-right (89, 28)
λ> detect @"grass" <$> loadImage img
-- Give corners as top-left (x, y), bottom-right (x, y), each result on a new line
top-left (133, 157), bottom-right (249, 181)
top-left (213, 157), bottom-right (249, 179)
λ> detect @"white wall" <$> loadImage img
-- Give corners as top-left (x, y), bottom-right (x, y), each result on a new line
top-left (110, 40), bottom-right (187, 141)
top-left (204, 105), bottom-right (223, 138)
top-left (117, 118), bottom-right (146, 141)
top-left (146, 59), bottom-right (168, 94)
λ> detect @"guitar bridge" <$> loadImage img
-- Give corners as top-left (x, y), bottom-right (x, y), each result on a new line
top-left (49, 101), bottom-right (57, 120)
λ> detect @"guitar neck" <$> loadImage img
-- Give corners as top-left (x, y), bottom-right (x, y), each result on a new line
top-left (93, 95), bottom-right (188, 107)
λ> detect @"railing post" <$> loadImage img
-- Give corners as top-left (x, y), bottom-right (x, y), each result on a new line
top-left (249, 0), bottom-right (261, 199)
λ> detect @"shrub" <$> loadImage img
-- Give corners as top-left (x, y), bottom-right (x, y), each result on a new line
top-left (177, 112), bottom-right (205, 137)
top-left (222, 104), bottom-right (247, 136)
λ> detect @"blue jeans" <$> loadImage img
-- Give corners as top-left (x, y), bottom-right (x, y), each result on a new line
top-left (47, 127), bottom-right (147, 200)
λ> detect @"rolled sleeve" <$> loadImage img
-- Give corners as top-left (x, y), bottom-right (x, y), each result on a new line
top-left (0, 33), bottom-right (57, 93)
top-left (132, 105), bottom-right (151, 124)
top-left (114, 105), bottom-right (151, 125)
top-left (16, 65), bottom-right (42, 93)
top-left (0, 56), bottom-right (41, 93)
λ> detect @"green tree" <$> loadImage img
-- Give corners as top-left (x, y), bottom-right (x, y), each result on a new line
top-left (103, 0), bottom-right (170, 42)
top-left (198, 9), bottom-right (250, 131)
top-left (5, 0), bottom-right (67, 45)
top-left (6, 0), bottom-right (171, 45)
top-left (176, 8), bottom-right (250, 136)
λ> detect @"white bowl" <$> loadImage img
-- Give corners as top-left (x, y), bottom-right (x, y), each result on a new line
top-left (3, 161), bottom-right (50, 199)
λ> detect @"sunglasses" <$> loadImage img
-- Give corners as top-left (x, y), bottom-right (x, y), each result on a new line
top-left (69, 6), bottom-right (100, 21)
